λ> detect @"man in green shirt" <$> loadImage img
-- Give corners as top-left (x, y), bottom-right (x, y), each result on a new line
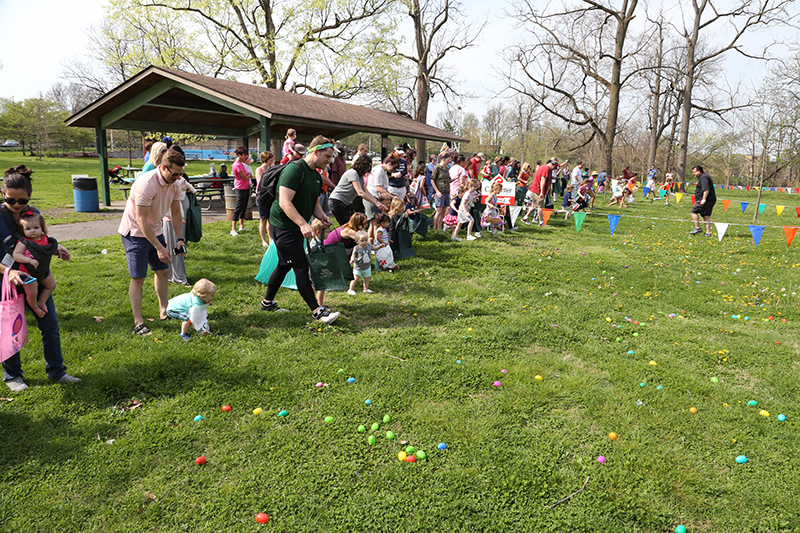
top-left (260, 135), bottom-right (339, 324)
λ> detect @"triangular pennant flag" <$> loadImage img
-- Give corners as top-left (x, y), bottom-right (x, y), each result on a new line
top-left (608, 214), bottom-right (621, 236)
top-left (675, 193), bottom-right (684, 204)
top-left (722, 199), bottom-right (731, 211)
top-left (508, 206), bottom-right (522, 227)
top-left (746, 186), bottom-right (751, 191)
top-left (758, 204), bottom-right (766, 214)
top-left (777, 205), bottom-right (785, 216)
top-left (796, 207), bottom-right (800, 218)
top-left (796, 188), bottom-right (800, 194)
top-left (541, 208), bottom-right (553, 226)
top-left (771, 187), bottom-right (776, 192)
top-left (721, 184), bottom-right (726, 189)
top-left (714, 222), bottom-right (729, 242)
top-left (779, 188), bottom-right (784, 193)
top-left (741, 202), bottom-right (749, 213)
top-left (643, 186), bottom-right (651, 197)
top-left (659, 189), bottom-right (666, 199)
top-left (574, 212), bottom-right (587, 233)
top-left (783, 226), bottom-right (799, 248)
top-left (691, 195), bottom-right (696, 204)
top-left (748, 225), bottom-right (765, 246)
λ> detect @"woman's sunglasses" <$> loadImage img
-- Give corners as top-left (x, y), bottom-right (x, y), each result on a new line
top-left (3, 198), bottom-right (31, 205)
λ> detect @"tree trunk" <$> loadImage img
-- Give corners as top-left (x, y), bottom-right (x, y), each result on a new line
top-left (647, 24), bottom-right (664, 170)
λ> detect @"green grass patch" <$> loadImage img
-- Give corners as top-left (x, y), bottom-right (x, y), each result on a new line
top-left (1, 172), bottom-right (799, 531)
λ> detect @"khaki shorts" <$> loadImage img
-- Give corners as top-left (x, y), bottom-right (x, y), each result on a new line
top-left (530, 192), bottom-right (545, 209)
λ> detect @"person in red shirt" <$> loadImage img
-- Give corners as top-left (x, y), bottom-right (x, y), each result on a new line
top-left (469, 153), bottom-right (485, 179)
top-left (523, 159), bottom-right (556, 226)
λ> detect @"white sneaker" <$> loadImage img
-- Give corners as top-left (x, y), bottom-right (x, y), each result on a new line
top-left (53, 373), bottom-right (82, 384)
top-left (474, 232), bottom-right (481, 238)
top-left (347, 289), bottom-right (357, 295)
top-left (238, 227), bottom-right (248, 232)
top-left (363, 289), bottom-right (374, 294)
top-left (452, 236), bottom-right (461, 241)
top-left (521, 217), bottom-right (530, 225)
top-left (230, 230), bottom-right (239, 237)
top-left (313, 306), bottom-right (339, 324)
top-left (5, 376), bottom-right (28, 392)
top-left (510, 226), bottom-right (520, 230)
top-left (466, 235), bottom-right (476, 241)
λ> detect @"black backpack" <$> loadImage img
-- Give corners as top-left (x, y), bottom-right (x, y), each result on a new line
top-left (257, 160), bottom-right (304, 213)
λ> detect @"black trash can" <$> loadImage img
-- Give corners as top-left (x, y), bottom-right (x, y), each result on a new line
top-left (73, 176), bottom-right (99, 212)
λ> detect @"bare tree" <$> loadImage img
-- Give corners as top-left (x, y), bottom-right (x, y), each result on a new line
top-left (505, 0), bottom-right (641, 176)
top-left (673, 0), bottom-right (794, 187)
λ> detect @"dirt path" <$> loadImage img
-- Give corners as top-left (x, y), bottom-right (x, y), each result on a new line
top-left (47, 200), bottom-right (233, 242)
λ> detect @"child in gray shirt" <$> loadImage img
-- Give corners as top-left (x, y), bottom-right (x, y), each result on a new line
top-left (348, 230), bottom-right (375, 295)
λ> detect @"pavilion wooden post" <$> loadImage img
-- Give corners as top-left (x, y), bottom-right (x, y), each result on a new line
top-left (96, 121), bottom-right (111, 206)
top-left (381, 134), bottom-right (389, 161)
top-left (260, 116), bottom-right (270, 157)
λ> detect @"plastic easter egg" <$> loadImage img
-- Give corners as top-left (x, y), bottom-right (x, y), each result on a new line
top-left (398, 451), bottom-right (407, 462)
top-left (315, 382), bottom-right (324, 388)
top-left (195, 456), bottom-right (207, 465)
top-left (778, 414), bottom-right (786, 421)
top-left (535, 375), bottom-right (543, 381)
top-left (649, 360), bottom-right (657, 366)
top-left (193, 415), bottom-right (203, 422)
top-left (367, 435), bottom-right (376, 444)
top-left (597, 456), bottom-right (606, 463)
top-left (278, 410), bottom-right (288, 417)
top-left (357, 425), bottom-right (366, 433)
top-left (253, 408), bottom-right (263, 415)
top-left (689, 407), bottom-right (697, 414)
top-left (633, 332), bottom-right (639, 337)
top-left (371, 423), bottom-right (380, 431)
top-left (406, 455), bottom-right (417, 463)
top-left (437, 443), bottom-right (447, 450)
top-left (640, 383), bottom-right (646, 388)
top-left (256, 513), bottom-right (270, 524)
top-left (347, 377), bottom-right (355, 384)
top-left (416, 450), bottom-right (427, 460)
top-left (615, 337), bottom-right (622, 342)
top-left (759, 410), bottom-right (770, 417)
top-left (221, 405), bottom-right (232, 412)
top-left (735, 455), bottom-right (748, 464)
top-left (711, 377), bottom-right (719, 383)
top-left (675, 526), bottom-right (686, 533)
top-left (457, 360), bottom-right (462, 364)
top-left (365, 399), bottom-right (371, 406)
top-left (405, 446), bottom-right (416, 454)
top-left (656, 385), bottom-right (663, 390)
top-left (501, 369), bottom-right (508, 373)
top-left (383, 415), bottom-right (391, 423)
top-left (386, 431), bottom-right (395, 440)
top-left (608, 432), bottom-right (618, 440)
top-left (747, 400), bottom-right (758, 406)
top-left (324, 416), bottom-right (334, 423)
top-left (627, 350), bottom-right (635, 355)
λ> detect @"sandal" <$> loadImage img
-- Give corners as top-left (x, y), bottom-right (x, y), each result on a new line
top-left (133, 324), bottom-right (152, 336)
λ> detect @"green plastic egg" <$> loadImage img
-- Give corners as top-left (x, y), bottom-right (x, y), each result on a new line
top-left (386, 431), bottom-right (395, 440)
top-left (383, 415), bottom-right (391, 423)
top-left (367, 435), bottom-right (376, 444)
top-left (415, 450), bottom-right (427, 460)
top-left (371, 422), bottom-right (380, 431)
top-left (278, 410), bottom-right (288, 417)
top-left (405, 446), bottom-right (416, 454)
top-left (324, 416), bottom-right (334, 423)
top-left (357, 425), bottom-right (366, 433)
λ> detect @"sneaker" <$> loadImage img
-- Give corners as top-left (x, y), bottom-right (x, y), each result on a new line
top-left (363, 289), bottom-right (374, 294)
top-left (521, 217), bottom-right (530, 225)
top-left (452, 236), bottom-right (461, 241)
top-left (466, 235), bottom-right (477, 241)
top-left (238, 227), bottom-right (248, 232)
top-left (689, 228), bottom-right (702, 235)
top-left (491, 228), bottom-right (497, 235)
top-left (510, 226), bottom-right (520, 230)
top-left (538, 221), bottom-right (545, 227)
top-left (474, 232), bottom-right (482, 238)
top-left (313, 306), bottom-right (340, 324)
top-left (347, 289), bottom-right (357, 295)
top-left (5, 376), bottom-right (28, 392)
top-left (180, 333), bottom-right (191, 341)
top-left (53, 373), bottom-right (82, 384)
top-left (230, 230), bottom-right (239, 237)
top-left (703, 233), bottom-right (713, 237)
top-left (259, 300), bottom-right (289, 312)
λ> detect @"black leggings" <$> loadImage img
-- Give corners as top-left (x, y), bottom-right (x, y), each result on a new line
top-left (329, 197), bottom-right (354, 227)
top-left (233, 188), bottom-right (250, 221)
top-left (264, 261), bottom-right (318, 310)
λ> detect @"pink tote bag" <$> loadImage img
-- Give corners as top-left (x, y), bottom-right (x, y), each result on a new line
top-left (0, 269), bottom-right (29, 362)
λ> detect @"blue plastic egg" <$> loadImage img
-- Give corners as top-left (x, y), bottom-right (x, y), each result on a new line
top-left (437, 443), bottom-right (447, 450)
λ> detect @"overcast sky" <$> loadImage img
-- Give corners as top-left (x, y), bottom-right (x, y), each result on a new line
top-left (0, 0), bottom-right (790, 125)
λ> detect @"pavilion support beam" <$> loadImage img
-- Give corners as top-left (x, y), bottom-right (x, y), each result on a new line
top-left (112, 120), bottom-right (246, 137)
top-left (96, 121), bottom-right (111, 206)
top-left (381, 134), bottom-right (389, 161)
top-left (260, 116), bottom-right (270, 157)
top-left (100, 79), bottom-right (178, 129)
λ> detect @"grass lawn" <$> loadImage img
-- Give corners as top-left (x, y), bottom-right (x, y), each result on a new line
top-left (1, 165), bottom-right (800, 531)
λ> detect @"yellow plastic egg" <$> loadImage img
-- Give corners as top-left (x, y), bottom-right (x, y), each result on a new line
top-left (759, 410), bottom-right (770, 417)
top-left (253, 407), bottom-right (263, 415)
top-left (535, 375), bottom-right (543, 381)
top-left (398, 451), bottom-right (407, 462)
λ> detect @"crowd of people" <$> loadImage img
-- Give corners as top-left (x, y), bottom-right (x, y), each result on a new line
top-left (1, 128), bottom-right (715, 392)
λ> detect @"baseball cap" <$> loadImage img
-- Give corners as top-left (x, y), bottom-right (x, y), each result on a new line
top-left (476, 152), bottom-right (486, 161)
top-left (394, 144), bottom-right (405, 154)
top-left (294, 144), bottom-right (307, 155)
